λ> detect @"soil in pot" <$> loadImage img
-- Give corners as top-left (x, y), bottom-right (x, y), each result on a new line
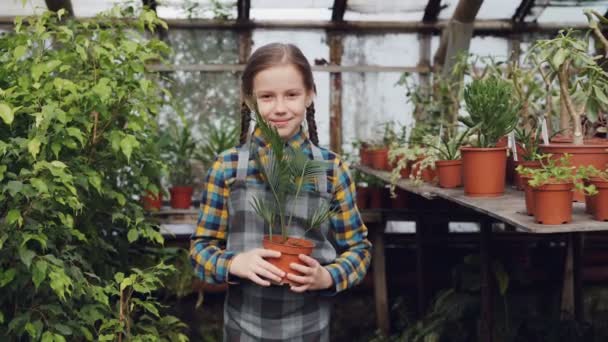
top-left (262, 235), bottom-right (315, 285)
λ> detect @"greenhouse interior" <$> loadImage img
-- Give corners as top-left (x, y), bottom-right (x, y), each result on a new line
top-left (3, 0), bottom-right (608, 341)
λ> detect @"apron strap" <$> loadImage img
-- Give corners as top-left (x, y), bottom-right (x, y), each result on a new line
top-left (310, 144), bottom-right (328, 194)
top-left (236, 144), bottom-right (250, 181)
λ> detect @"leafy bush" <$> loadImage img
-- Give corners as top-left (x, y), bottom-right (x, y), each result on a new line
top-left (0, 8), bottom-right (187, 341)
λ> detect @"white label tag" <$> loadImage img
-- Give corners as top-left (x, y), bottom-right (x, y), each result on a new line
top-left (540, 117), bottom-right (550, 145)
top-left (509, 131), bottom-right (518, 162)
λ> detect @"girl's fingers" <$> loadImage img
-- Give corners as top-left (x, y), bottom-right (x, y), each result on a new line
top-left (298, 254), bottom-right (318, 266)
top-left (289, 262), bottom-right (311, 275)
top-left (249, 272), bottom-right (271, 287)
top-left (289, 283), bottom-right (309, 293)
top-left (286, 272), bottom-right (309, 285)
top-left (254, 265), bottom-right (283, 283)
top-left (256, 248), bottom-right (281, 258)
top-left (258, 259), bottom-right (286, 278)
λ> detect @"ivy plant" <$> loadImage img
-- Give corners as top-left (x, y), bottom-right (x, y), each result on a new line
top-left (0, 7), bottom-right (188, 341)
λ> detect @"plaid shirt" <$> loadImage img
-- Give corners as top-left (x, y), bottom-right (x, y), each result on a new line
top-left (190, 126), bottom-right (371, 293)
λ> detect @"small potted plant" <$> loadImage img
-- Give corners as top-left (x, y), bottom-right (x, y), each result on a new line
top-left (520, 154), bottom-right (594, 224)
top-left (249, 111), bottom-right (337, 284)
top-left (459, 77), bottom-right (520, 197)
top-left (578, 165), bottom-right (608, 220)
top-left (424, 128), bottom-right (470, 188)
top-left (512, 126), bottom-right (543, 190)
top-left (159, 114), bottom-right (200, 209)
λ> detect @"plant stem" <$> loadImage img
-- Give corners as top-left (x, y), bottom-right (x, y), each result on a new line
top-left (286, 160), bottom-right (308, 236)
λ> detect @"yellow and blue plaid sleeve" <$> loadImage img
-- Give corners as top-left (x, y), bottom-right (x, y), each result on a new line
top-left (324, 159), bottom-right (372, 293)
top-left (190, 153), bottom-right (234, 284)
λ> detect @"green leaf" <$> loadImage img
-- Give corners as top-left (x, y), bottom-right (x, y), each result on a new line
top-left (66, 127), bottom-right (85, 146)
top-left (0, 311), bottom-right (4, 324)
top-left (127, 228), bottom-right (139, 243)
top-left (119, 135), bottom-right (140, 162)
top-left (55, 323), bottom-right (72, 335)
top-left (593, 85), bottom-right (608, 105)
top-left (114, 272), bottom-right (125, 283)
top-left (19, 247), bottom-right (36, 268)
top-left (32, 260), bottom-right (48, 289)
top-left (6, 209), bottom-right (22, 226)
top-left (28, 137), bottom-right (42, 157)
top-left (30, 178), bottom-right (49, 193)
top-left (0, 268), bottom-right (16, 287)
top-left (0, 103), bottom-right (14, 125)
top-left (551, 48), bottom-right (568, 69)
top-left (87, 172), bottom-right (102, 193)
top-left (0, 165), bottom-right (6, 181)
top-left (92, 78), bottom-right (112, 103)
top-left (13, 45), bottom-right (27, 60)
top-left (80, 327), bottom-right (93, 341)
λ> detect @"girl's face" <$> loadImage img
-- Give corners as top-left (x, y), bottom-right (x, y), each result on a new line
top-left (252, 64), bottom-right (313, 140)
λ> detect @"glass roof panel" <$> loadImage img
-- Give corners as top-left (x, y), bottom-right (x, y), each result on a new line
top-left (71, 0), bottom-right (118, 17)
top-left (476, 0), bottom-right (521, 19)
top-left (250, 8), bottom-right (331, 21)
top-left (536, 5), bottom-right (606, 23)
top-left (2, 0), bottom-right (47, 16)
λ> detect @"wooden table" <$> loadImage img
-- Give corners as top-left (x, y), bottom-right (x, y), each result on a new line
top-left (354, 165), bottom-right (608, 341)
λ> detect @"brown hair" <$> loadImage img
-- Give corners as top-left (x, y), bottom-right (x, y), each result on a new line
top-left (239, 43), bottom-right (319, 145)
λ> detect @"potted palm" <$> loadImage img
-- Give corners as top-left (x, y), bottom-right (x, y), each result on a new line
top-left (459, 77), bottom-right (520, 197)
top-left (424, 128), bottom-right (470, 188)
top-left (249, 111), bottom-right (337, 284)
top-left (531, 23), bottom-right (608, 201)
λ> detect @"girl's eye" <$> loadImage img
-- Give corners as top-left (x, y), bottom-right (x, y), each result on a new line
top-left (260, 94), bottom-right (272, 99)
top-left (287, 93), bottom-right (298, 98)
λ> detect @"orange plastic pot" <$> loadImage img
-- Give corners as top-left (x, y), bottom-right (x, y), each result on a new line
top-left (584, 180), bottom-right (597, 215)
top-left (169, 186), bottom-right (193, 209)
top-left (590, 177), bottom-right (608, 221)
top-left (539, 144), bottom-right (608, 202)
top-left (521, 176), bottom-right (534, 216)
top-left (411, 158), bottom-right (436, 183)
top-left (263, 235), bottom-right (314, 285)
top-left (532, 182), bottom-right (574, 225)
top-left (461, 146), bottom-right (508, 197)
top-left (356, 186), bottom-right (369, 209)
top-left (142, 190), bottom-right (162, 211)
top-left (513, 160), bottom-right (542, 191)
top-left (390, 156), bottom-right (411, 178)
top-left (360, 147), bottom-right (372, 167)
top-left (436, 160), bottom-right (462, 188)
top-left (369, 148), bottom-right (389, 171)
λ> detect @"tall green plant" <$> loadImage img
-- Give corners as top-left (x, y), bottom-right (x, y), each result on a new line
top-left (0, 7), bottom-right (187, 340)
top-left (460, 77), bottom-right (520, 148)
top-left (249, 110), bottom-right (336, 241)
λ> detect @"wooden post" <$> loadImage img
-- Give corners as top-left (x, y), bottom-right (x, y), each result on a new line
top-left (328, 32), bottom-right (344, 153)
top-left (370, 221), bottom-right (390, 335)
top-left (480, 219), bottom-right (494, 342)
top-left (415, 216), bottom-right (428, 316)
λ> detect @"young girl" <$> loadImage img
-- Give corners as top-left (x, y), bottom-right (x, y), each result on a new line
top-left (190, 42), bottom-right (371, 341)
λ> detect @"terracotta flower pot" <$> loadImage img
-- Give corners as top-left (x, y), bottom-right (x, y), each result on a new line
top-left (589, 177), bottom-right (608, 221)
top-left (521, 176), bottom-right (534, 216)
top-left (461, 146), bottom-right (508, 197)
top-left (436, 159), bottom-right (462, 188)
top-left (584, 180), bottom-right (597, 215)
top-left (550, 135), bottom-right (608, 145)
top-left (360, 147), bottom-right (372, 167)
top-left (262, 235), bottom-right (314, 285)
top-left (356, 185), bottom-right (369, 209)
top-left (411, 158), bottom-right (436, 183)
top-left (539, 144), bottom-right (608, 202)
top-left (513, 160), bottom-right (542, 191)
top-left (142, 190), bottom-right (162, 211)
top-left (532, 182), bottom-right (574, 225)
top-left (368, 187), bottom-right (384, 209)
top-left (169, 186), bottom-right (193, 209)
top-left (390, 156), bottom-right (411, 178)
top-left (369, 148), bottom-right (389, 171)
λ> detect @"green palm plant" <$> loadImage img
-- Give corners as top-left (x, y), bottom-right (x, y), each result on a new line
top-left (424, 128), bottom-right (471, 161)
top-left (459, 77), bottom-right (520, 148)
top-left (249, 109), bottom-right (337, 241)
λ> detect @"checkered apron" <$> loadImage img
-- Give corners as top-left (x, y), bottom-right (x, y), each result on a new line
top-left (223, 140), bottom-right (337, 342)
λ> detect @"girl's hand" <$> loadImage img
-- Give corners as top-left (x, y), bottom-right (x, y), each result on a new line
top-left (287, 254), bottom-right (334, 292)
top-left (229, 249), bottom-right (285, 286)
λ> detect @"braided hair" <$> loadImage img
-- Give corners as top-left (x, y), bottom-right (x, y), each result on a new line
top-left (239, 101), bottom-right (251, 145)
top-left (306, 102), bottom-right (319, 146)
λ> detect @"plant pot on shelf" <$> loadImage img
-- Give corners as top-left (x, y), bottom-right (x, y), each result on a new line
top-left (360, 147), bottom-right (372, 167)
top-left (584, 179), bottom-right (597, 215)
top-left (169, 186), bottom-right (193, 209)
top-left (262, 235), bottom-right (314, 285)
top-left (369, 147), bottom-right (389, 171)
top-left (589, 177), bottom-right (608, 221)
top-left (514, 160), bottom-right (542, 191)
top-left (532, 182), bottom-right (574, 225)
top-left (521, 176), bottom-right (534, 216)
top-left (461, 146), bottom-right (508, 197)
top-left (539, 144), bottom-right (608, 202)
top-left (411, 158), bottom-right (436, 183)
top-left (435, 160), bottom-right (462, 188)
top-left (356, 185), bottom-right (369, 210)
top-left (390, 156), bottom-right (411, 179)
top-left (142, 190), bottom-right (163, 211)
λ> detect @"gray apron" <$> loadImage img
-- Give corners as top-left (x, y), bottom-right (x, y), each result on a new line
top-left (223, 140), bottom-right (338, 342)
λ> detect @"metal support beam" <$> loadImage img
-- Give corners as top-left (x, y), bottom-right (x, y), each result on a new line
top-left (512, 0), bottom-right (535, 22)
top-left (331, 0), bottom-right (347, 22)
top-left (237, 0), bottom-right (250, 22)
top-left (45, 0), bottom-right (74, 17)
top-left (328, 33), bottom-right (344, 153)
top-left (422, 0), bottom-right (443, 22)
